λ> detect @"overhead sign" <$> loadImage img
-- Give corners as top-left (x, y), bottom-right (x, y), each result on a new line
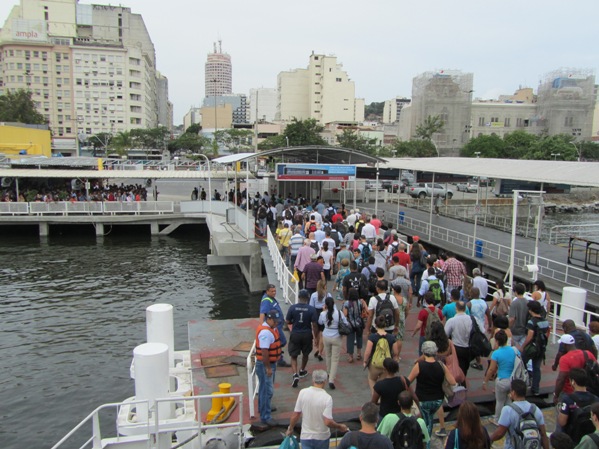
top-left (276, 163), bottom-right (356, 181)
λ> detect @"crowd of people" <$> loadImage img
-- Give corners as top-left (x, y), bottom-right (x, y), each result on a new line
top-left (254, 198), bottom-right (599, 449)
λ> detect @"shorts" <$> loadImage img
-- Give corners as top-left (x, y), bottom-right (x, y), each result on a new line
top-left (288, 332), bottom-right (313, 357)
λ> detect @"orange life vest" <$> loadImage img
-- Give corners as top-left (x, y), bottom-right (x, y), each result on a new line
top-left (255, 324), bottom-right (282, 363)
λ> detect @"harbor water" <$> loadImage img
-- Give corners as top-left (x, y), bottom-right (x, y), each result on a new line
top-left (0, 227), bottom-right (261, 449)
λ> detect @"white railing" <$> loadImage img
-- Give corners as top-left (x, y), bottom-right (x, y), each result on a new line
top-left (0, 202), bottom-right (29, 215)
top-left (266, 227), bottom-right (298, 306)
top-left (549, 224), bottom-right (599, 245)
top-left (361, 206), bottom-right (599, 296)
top-left (246, 341), bottom-right (258, 419)
top-left (549, 301), bottom-right (599, 344)
top-left (51, 392), bottom-right (244, 449)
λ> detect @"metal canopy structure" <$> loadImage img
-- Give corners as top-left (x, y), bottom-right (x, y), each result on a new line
top-left (213, 146), bottom-right (383, 165)
top-left (0, 168), bottom-right (229, 179)
top-left (381, 157), bottom-right (599, 187)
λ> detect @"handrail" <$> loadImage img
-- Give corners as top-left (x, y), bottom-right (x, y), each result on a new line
top-left (266, 226), bottom-right (298, 306)
top-left (246, 340), bottom-right (258, 419)
top-left (360, 205), bottom-right (599, 296)
top-left (549, 224), bottom-right (599, 245)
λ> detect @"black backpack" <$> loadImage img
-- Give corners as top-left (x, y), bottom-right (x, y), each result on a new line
top-left (266, 208), bottom-right (274, 222)
top-left (469, 316), bottom-right (492, 357)
top-left (375, 293), bottom-right (395, 328)
top-left (367, 266), bottom-right (378, 294)
top-left (391, 413), bottom-right (424, 449)
top-left (258, 207), bottom-right (267, 219)
top-left (565, 394), bottom-right (597, 444)
top-left (583, 350), bottom-right (599, 396)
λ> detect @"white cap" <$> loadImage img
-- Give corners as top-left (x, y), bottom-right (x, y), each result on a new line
top-left (558, 334), bottom-right (575, 345)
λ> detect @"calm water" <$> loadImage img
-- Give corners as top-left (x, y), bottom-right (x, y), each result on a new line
top-left (0, 227), bottom-right (261, 449)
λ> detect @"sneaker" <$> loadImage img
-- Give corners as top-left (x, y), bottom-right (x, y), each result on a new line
top-left (470, 362), bottom-right (483, 370)
top-left (299, 370), bottom-right (308, 378)
top-left (292, 374), bottom-right (299, 388)
top-left (435, 429), bottom-right (447, 438)
top-left (329, 382), bottom-right (336, 390)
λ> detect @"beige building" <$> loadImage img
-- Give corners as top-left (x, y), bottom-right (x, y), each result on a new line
top-left (383, 97), bottom-right (411, 124)
top-left (470, 101), bottom-right (539, 139)
top-left (205, 40), bottom-right (232, 97)
top-left (200, 103), bottom-right (232, 130)
top-left (183, 107), bottom-right (202, 132)
top-left (249, 87), bottom-right (277, 123)
top-left (276, 53), bottom-right (364, 125)
top-left (0, 0), bottom-right (167, 155)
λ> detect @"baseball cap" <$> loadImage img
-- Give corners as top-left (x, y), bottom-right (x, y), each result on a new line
top-left (413, 235), bottom-right (420, 242)
top-left (558, 334), bottom-right (575, 345)
top-left (266, 310), bottom-right (280, 320)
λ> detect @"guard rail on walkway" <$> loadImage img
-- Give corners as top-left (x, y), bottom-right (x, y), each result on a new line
top-left (50, 392), bottom-right (244, 449)
top-left (549, 224), bottom-right (599, 245)
top-left (266, 227), bottom-right (298, 306)
top-left (361, 206), bottom-right (599, 297)
top-left (0, 201), bottom-right (175, 215)
top-left (549, 301), bottom-right (599, 344)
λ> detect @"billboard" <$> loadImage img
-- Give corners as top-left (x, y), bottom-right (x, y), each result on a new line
top-left (12, 19), bottom-right (47, 42)
top-left (276, 163), bottom-right (356, 181)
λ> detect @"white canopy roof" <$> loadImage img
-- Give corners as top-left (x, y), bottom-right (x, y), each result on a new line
top-left (381, 157), bottom-right (599, 187)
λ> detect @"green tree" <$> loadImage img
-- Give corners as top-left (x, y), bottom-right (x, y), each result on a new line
top-left (389, 139), bottom-right (437, 157)
top-left (109, 131), bottom-right (133, 157)
top-left (529, 134), bottom-right (579, 161)
top-left (216, 128), bottom-right (254, 153)
top-left (579, 141), bottom-right (599, 161)
top-left (0, 89), bottom-right (46, 124)
top-left (336, 129), bottom-right (379, 155)
top-left (364, 101), bottom-right (384, 120)
top-left (502, 130), bottom-right (539, 159)
top-left (88, 132), bottom-right (112, 156)
top-left (171, 132), bottom-right (211, 153)
top-left (284, 118), bottom-right (326, 146)
top-left (415, 115), bottom-right (444, 140)
top-left (461, 134), bottom-right (506, 158)
top-left (186, 123), bottom-right (201, 134)
top-left (257, 135), bottom-right (286, 151)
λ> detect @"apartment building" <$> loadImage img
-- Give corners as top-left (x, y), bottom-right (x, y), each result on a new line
top-left (276, 53), bottom-right (364, 125)
top-left (249, 87), bottom-right (277, 123)
top-left (205, 41), bottom-right (232, 97)
top-left (0, 0), bottom-right (168, 155)
top-left (382, 97), bottom-right (411, 124)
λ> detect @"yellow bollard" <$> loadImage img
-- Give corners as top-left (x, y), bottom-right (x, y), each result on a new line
top-left (219, 383), bottom-right (234, 410)
top-left (205, 392), bottom-right (223, 422)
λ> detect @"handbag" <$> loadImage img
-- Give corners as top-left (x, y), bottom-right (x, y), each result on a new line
top-left (278, 435), bottom-right (299, 449)
top-left (291, 269), bottom-right (299, 283)
top-left (338, 310), bottom-right (351, 336)
top-left (440, 362), bottom-right (455, 398)
top-left (446, 341), bottom-right (465, 384)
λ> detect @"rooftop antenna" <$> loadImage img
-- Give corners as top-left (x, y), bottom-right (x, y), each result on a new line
top-left (213, 42), bottom-right (217, 53)
top-left (218, 39), bottom-right (222, 53)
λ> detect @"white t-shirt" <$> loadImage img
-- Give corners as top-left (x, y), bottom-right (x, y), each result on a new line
top-left (294, 386), bottom-right (334, 440)
top-left (368, 293), bottom-right (400, 331)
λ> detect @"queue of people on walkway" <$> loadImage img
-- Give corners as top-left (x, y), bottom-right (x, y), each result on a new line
top-left (255, 200), bottom-right (599, 449)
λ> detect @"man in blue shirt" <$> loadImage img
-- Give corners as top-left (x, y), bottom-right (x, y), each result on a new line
top-left (260, 284), bottom-right (290, 367)
top-left (442, 288), bottom-right (470, 321)
top-left (490, 379), bottom-right (549, 449)
top-left (286, 289), bottom-right (319, 388)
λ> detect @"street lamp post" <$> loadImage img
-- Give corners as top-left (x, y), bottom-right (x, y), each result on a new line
top-left (471, 152), bottom-right (481, 256)
top-left (428, 141), bottom-right (440, 239)
top-left (285, 136), bottom-right (290, 147)
top-left (197, 154), bottom-right (212, 214)
top-left (551, 153), bottom-right (560, 161)
top-left (571, 142), bottom-right (581, 162)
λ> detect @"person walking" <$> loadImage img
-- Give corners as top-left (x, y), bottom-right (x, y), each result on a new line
top-left (371, 358), bottom-right (412, 419)
top-left (391, 283), bottom-right (410, 360)
top-left (286, 289), bottom-right (319, 388)
top-left (343, 287), bottom-right (367, 362)
top-left (442, 251), bottom-right (467, 303)
top-left (311, 279), bottom-right (332, 361)
top-left (509, 283), bottom-right (530, 349)
top-left (337, 402), bottom-right (394, 449)
top-left (378, 391), bottom-right (429, 445)
top-left (255, 310), bottom-right (282, 426)
top-left (363, 315), bottom-right (399, 391)
top-left (286, 369), bottom-right (349, 449)
top-left (294, 239), bottom-right (315, 290)
top-left (557, 368), bottom-right (599, 440)
top-left (318, 297), bottom-right (348, 390)
top-left (444, 301), bottom-right (473, 379)
top-left (260, 284), bottom-right (290, 367)
top-left (490, 379), bottom-right (550, 449)
top-left (445, 401), bottom-right (491, 449)
top-left (408, 341), bottom-right (457, 449)
top-left (520, 300), bottom-right (550, 396)
top-left (483, 329), bottom-right (518, 426)
top-left (554, 334), bottom-right (598, 404)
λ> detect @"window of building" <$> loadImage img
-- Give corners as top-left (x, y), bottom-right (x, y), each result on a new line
top-left (336, 78), bottom-right (342, 82)
top-left (478, 117), bottom-right (485, 126)
top-left (490, 117), bottom-right (499, 123)
top-left (504, 118), bottom-right (511, 127)
top-left (565, 116), bottom-right (574, 126)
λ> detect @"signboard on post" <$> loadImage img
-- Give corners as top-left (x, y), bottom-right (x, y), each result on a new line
top-left (276, 163), bottom-right (356, 181)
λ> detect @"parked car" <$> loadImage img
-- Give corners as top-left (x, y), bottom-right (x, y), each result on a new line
top-left (365, 180), bottom-right (384, 190)
top-left (456, 182), bottom-right (477, 193)
top-left (408, 183), bottom-right (454, 199)
top-left (381, 180), bottom-right (401, 193)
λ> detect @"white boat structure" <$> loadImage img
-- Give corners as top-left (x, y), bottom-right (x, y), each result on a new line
top-left (52, 303), bottom-right (252, 449)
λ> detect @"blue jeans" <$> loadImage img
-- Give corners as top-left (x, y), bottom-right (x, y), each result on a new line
top-left (346, 328), bottom-right (364, 355)
top-left (418, 335), bottom-right (426, 356)
top-left (255, 360), bottom-right (276, 422)
top-left (300, 439), bottom-right (330, 449)
top-left (420, 399), bottom-right (443, 449)
top-left (522, 354), bottom-right (543, 394)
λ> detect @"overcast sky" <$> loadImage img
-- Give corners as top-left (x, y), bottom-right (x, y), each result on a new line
top-left (1, 0), bottom-right (598, 125)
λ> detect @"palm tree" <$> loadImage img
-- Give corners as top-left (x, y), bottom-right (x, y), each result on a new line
top-left (415, 115), bottom-right (444, 140)
top-left (110, 131), bottom-right (132, 157)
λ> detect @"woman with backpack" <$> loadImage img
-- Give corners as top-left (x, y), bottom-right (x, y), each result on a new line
top-left (444, 401), bottom-right (490, 449)
top-left (409, 241), bottom-right (428, 296)
top-left (317, 241), bottom-right (334, 281)
top-left (520, 300), bottom-right (550, 396)
top-left (310, 279), bottom-right (332, 361)
top-left (363, 315), bottom-right (399, 392)
top-left (391, 283), bottom-right (410, 360)
top-left (334, 258), bottom-right (351, 301)
top-left (408, 341), bottom-right (457, 448)
top-left (372, 358), bottom-right (414, 418)
top-left (531, 279), bottom-right (551, 318)
top-left (490, 280), bottom-right (512, 323)
top-left (318, 296), bottom-right (349, 390)
top-left (343, 287), bottom-right (367, 362)
top-left (483, 329), bottom-right (518, 426)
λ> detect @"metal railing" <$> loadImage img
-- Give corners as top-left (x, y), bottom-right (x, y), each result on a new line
top-left (549, 301), bottom-right (599, 344)
top-left (549, 224), bottom-right (599, 245)
top-left (360, 206), bottom-right (599, 296)
top-left (0, 201), bottom-right (175, 216)
top-left (266, 227), bottom-right (298, 306)
top-left (246, 341), bottom-right (258, 419)
top-left (51, 392), bottom-right (244, 449)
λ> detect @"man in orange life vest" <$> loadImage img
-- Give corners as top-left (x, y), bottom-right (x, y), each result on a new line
top-left (256, 310), bottom-right (283, 426)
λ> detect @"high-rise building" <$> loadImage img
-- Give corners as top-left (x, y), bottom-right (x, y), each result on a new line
top-left (205, 40), bottom-right (232, 97)
top-left (249, 87), bottom-right (277, 123)
top-left (410, 70), bottom-right (474, 155)
top-left (276, 53), bottom-right (364, 125)
top-left (383, 97), bottom-right (411, 124)
top-left (0, 0), bottom-right (168, 155)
